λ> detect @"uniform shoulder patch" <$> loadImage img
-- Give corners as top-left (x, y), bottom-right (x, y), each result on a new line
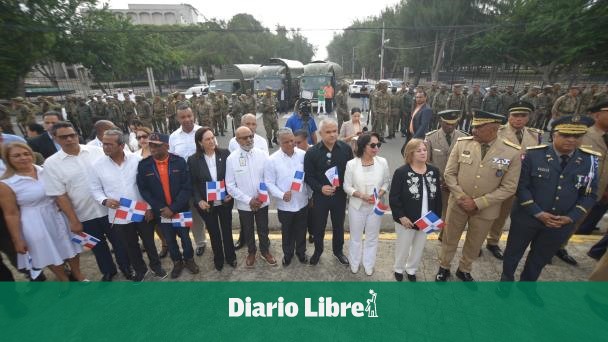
top-left (526, 144), bottom-right (548, 150)
top-left (502, 139), bottom-right (521, 150)
top-left (579, 147), bottom-right (602, 157)
top-left (425, 129), bottom-right (438, 136)
top-left (457, 136), bottom-right (474, 141)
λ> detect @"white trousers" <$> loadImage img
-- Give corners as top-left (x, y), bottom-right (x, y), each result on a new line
top-left (348, 204), bottom-right (381, 272)
top-left (394, 222), bottom-right (427, 275)
top-left (189, 200), bottom-right (207, 247)
top-left (317, 100), bottom-right (326, 113)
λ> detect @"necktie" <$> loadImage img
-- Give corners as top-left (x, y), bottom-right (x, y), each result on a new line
top-left (560, 155), bottom-right (569, 170)
top-left (603, 133), bottom-right (608, 148)
top-left (445, 132), bottom-right (452, 146)
top-left (516, 130), bottom-right (523, 144)
top-left (481, 143), bottom-right (490, 159)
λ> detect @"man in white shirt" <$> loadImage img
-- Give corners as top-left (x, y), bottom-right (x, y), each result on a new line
top-left (86, 120), bottom-right (132, 153)
top-left (43, 121), bottom-right (131, 281)
top-left (226, 126), bottom-right (276, 268)
top-left (169, 105), bottom-right (206, 256)
top-left (89, 129), bottom-right (167, 281)
top-left (265, 128), bottom-right (309, 266)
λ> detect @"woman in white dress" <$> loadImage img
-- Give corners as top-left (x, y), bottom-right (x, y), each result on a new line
top-left (0, 142), bottom-right (86, 281)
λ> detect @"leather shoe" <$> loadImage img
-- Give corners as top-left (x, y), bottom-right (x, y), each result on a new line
top-left (297, 254), bottom-right (309, 264)
top-left (170, 260), bottom-right (184, 279)
top-left (334, 253), bottom-right (349, 265)
top-left (246, 253), bottom-right (256, 268)
top-left (394, 272), bottom-right (404, 282)
top-left (215, 263), bottom-right (223, 271)
top-left (121, 267), bottom-right (135, 280)
top-left (587, 251), bottom-right (601, 261)
top-left (486, 245), bottom-right (504, 260)
top-left (184, 259), bottom-right (200, 274)
top-left (456, 269), bottom-right (474, 282)
top-left (196, 245), bottom-right (205, 256)
top-left (435, 267), bottom-right (451, 282)
top-left (101, 272), bottom-right (117, 282)
top-left (555, 248), bottom-right (578, 266)
top-left (309, 253), bottom-right (320, 266)
top-left (227, 260), bottom-right (237, 268)
top-left (262, 252), bottom-right (277, 266)
top-left (234, 240), bottom-right (244, 250)
top-left (282, 257), bottom-right (291, 267)
top-left (406, 273), bottom-right (417, 282)
top-left (159, 245), bottom-right (168, 258)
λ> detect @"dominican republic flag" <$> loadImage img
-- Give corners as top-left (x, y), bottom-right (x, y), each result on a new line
top-left (291, 170), bottom-right (305, 192)
top-left (71, 232), bottom-right (101, 249)
top-left (325, 166), bottom-right (340, 187)
top-left (258, 182), bottom-right (269, 203)
top-left (172, 212), bottom-right (193, 228)
top-left (414, 211), bottom-right (445, 234)
top-left (373, 188), bottom-right (389, 216)
top-left (25, 252), bottom-right (43, 280)
top-left (114, 197), bottom-right (148, 223)
top-left (206, 180), bottom-right (227, 201)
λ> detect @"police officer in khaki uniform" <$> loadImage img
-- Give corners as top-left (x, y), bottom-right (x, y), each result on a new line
top-left (484, 101), bottom-right (543, 259)
top-left (437, 110), bottom-right (522, 281)
top-left (425, 110), bottom-right (469, 220)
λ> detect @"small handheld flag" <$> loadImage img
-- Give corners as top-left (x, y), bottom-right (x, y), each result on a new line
top-left (373, 188), bottom-right (389, 216)
top-left (206, 180), bottom-right (227, 201)
top-left (71, 232), bottom-right (101, 249)
top-left (414, 211), bottom-right (445, 234)
top-left (24, 252), bottom-right (43, 280)
top-left (172, 212), bottom-right (193, 228)
top-left (325, 166), bottom-right (340, 186)
top-left (258, 182), bottom-right (269, 203)
top-left (291, 170), bottom-right (305, 192)
top-left (114, 197), bottom-right (148, 223)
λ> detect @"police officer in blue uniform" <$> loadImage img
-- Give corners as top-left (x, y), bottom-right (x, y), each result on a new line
top-left (501, 115), bottom-right (599, 281)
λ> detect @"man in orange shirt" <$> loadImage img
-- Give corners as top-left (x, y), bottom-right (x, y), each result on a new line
top-left (324, 83), bottom-right (335, 114)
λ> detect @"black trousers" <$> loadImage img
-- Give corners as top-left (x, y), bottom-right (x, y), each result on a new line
top-left (589, 232), bottom-right (608, 260)
top-left (136, 221), bottom-right (162, 273)
top-left (238, 207), bottom-right (270, 254)
top-left (278, 207), bottom-right (308, 261)
top-left (116, 223), bottom-right (148, 275)
top-left (502, 219), bottom-right (575, 281)
top-left (197, 205), bottom-right (236, 267)
top-left (311, 191), bottom-right (346, 256)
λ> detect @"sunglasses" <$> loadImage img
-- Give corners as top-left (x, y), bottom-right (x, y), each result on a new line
top-left (136, 134), bottom-right (149, 140)
top-left (368, 143), bottom-right (382, 148)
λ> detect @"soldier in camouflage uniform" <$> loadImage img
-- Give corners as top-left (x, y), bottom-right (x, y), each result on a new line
top-left (481, 85), bottom-right (502, 114)
top-left (433, 84), bottom-right (450, 115)
top-left (446, 84), bottom-right (466, 131)
top-left (258, 87), bottom-right (279, 147)
top-left (592, 84), bottom-right (608, 107)
top-left (45, 96), bottom-right (62, 112)
top-left (521, 86), bottom-right (541, 125)
top-left (466, 84), bottom-right (483, 125)
top-left (551, 85), bottom-right (581, 119)
top-left (371, 82), bottom-right (390, 141)
top-left (427, 81), bottom-right (439, 108)
top-left (552, 83), bottom-right (566, 99)
top-left (0, 104), bottom-right (14, 134)
top-left (65, 96), bottom-right (81, 135)
top-left (135, 94), bottom-right (152, 128)
top-left (387, 87), bottom-right (403, 139)
top-left (580, 84), bottom-right (599, 113)
top-left (534, 85), bottom-right (554, 129)
top-left (401, 87), bottom-right (415, 137)
top-left (213, 91), bottom-right (229, 136)
top-left (517, 83), bottom-right (530, 99)
top-left (105, 96), bottom-right (125, 130)
top-left (335, 84), bottom-right (350, 131)
top-left (90, 95), bottom-right (107, 123)
top-left (197, 94), bottom-right (213, 128)
top-left (166, 93), bottom-right (178, 132)
top-left (11, 97), bottom-right (35, 135)
top-left (77, 97), bottom-right (93, 139)
top-left (230, 93), bottom-right (244, 135)
top-left (151, 95), bottom-right (167, 133)
top-left (499, 85), bottom-right (518, 115)
top-left (242, 89), bottom-right (257, 115)
top-left (462, 86), bottom-right (469, 97)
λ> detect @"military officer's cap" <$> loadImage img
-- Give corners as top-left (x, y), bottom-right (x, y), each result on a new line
top-left (552, 115), bottom-right (594, 135)
top-left (472, 110), bottom-right (506, 127)
top-left (508, 101), bottom-right (534, 116)
top-left (437, 110), bottom-right (461, 124)
top-left (587, 101), bottom-right (608, 114)
top-left (265, 86), bottom-right (272, 91)
top-left (11, 97), bottom-right (24, 102)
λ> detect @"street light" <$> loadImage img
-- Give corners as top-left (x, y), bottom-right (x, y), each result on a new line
top-left (379, 21), bottom-right (390, 79)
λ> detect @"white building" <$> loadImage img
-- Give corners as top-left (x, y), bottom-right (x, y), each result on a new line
top-left (111, 3), bottom-right (200, 25)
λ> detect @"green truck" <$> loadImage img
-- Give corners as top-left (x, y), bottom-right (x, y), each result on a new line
top-left (300, 60), bottom-right (344, 109)
top-left (253, 58), bottom-right (304, 107)
top-left (209, 64), bottom-right (261, 95)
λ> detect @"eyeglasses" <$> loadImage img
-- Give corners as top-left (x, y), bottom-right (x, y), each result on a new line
top-left (237, 135), bottom-right (254, 140)
top-left (56, 133), bottom-right (77, 140)
top-left (368, 143), bottom-right (382, 148)
top-left (136, 134), bottom-right (149, 140)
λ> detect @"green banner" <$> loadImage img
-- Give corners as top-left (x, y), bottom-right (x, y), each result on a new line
top-left (1, 282), bottom-right (606, 341)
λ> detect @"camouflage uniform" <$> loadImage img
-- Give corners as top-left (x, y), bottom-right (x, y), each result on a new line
top-left (105, 98), bottom-right (124, 130)
top-left (11, 98), bottom-right (35, 135)
top-left (517, 84), bottom-right (530, 99)
top-left (387, 91), bottom-right (403, 138)
top-left (481, 93), bottom-right (502, 114)
top-left (335, 86), bottom-right (350, 130)
top-left (198, 96), bottom-right (213, 128)
top-left (166, 94), bottom-right (178, 132)
top-left (135, 96), bottom-right (153, 128)
top-left (90, 97), bottom-right (107, 122)
top-left (123, 98), bottom-right (137, 126)
top-left (499, 89), bottom-right (518, 115)
top-left (534, 88), bottom-right (554, 129)
top-left (152, 96), bottom-right (167, 133)
top-left (401, 90), bottom-right (414, 136)
top-left (0, 104), bottom-right (14, 134)
top-left (446, 89), bottom-right (466, 130)
top-left (77, 99), bottom-right (93, 139)
top-left (242, 91), bottom-right (257, 115)
top-left (427, 84), bottom-right (439, 109)
top-left (466, 91), bottom-right (483, 119)
top-left (580, 85), bottom-right (599, 113)
top-left (551, 94), bottom-right (580, 119)
top-left (258, 90), bottom-right (279, 145)
top-left (432, 89), bottom-right (449, 115)
top-left (65, 97), bottom-right (81, 134)
top-left (213, 93), bottom-right (229, 136)
top-left (371, 84), bottom-right (390, 137)
top-left (230, 95), bottom-right (244, 132)
top-left (521, 91), bottom-right (540, 124)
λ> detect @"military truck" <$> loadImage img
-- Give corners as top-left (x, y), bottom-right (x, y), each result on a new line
top-left (209, 64), bottom-right (260, 95)
top-left (253, 58), bottom-right (304, 107)
top-left (300, 61), bottom-right (344, 108)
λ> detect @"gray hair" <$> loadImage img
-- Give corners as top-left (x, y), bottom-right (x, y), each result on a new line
top-left (103, 128), bottom-right (128, 145)
top-left (241, 113), bottom-right (256, 125)
top-left (277, 127), bottom-right (293, 142)
top-left (318, 118), bottom-right (338, 132)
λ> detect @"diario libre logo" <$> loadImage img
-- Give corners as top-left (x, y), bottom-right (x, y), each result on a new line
top-left (229, 289), bottom-right (378, 318)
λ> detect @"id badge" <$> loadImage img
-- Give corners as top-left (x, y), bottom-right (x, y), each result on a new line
top-left (239, 157), bottom-right (246, 167)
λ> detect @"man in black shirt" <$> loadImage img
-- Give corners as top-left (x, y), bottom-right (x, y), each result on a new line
top-left (304, 119), bottom-right (354, 265)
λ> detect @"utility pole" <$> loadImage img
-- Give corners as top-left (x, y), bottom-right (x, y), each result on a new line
top-left (352, 47), bottom-right (356, 75)
top-left (379, 21), bottom-right (385, 79)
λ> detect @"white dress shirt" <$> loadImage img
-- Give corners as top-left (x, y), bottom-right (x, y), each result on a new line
top-left (42, 144), bottom-right (107, 222)
top-left (169, 124), bottom-right (202, 159)
top-left (228, 134), bottom-right (269, 155)
top-left (89, 152), bottom-right (146, 223)
top-left (225, 147), bottom-right (269, 211)
top-left (264, 148), bottom-right (309, 212)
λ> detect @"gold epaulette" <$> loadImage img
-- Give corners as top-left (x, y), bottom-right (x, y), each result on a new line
top-left (457, 136), bottom-right (474, 141)
top-left (579, 147), bottom-right (602, 157)
top-left (502, 139), bottom-right (521, 150)
top-left (425, 129), bottom-right (438, 136)
top-left (526, 144), bottom-right (548, 150)
top-left (528, 127), bottom-right (544, 134)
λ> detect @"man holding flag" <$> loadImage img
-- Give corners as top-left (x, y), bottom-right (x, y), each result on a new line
top-left (304, 118), bottom-right (354, 266)
top-left (265, 128), bottom-right (310, 266)
top-left (91, 129), bottom-right (167, 281)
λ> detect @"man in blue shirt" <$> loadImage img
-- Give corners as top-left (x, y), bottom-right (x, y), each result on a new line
top-left (285, 99), bottom-right (318, 145)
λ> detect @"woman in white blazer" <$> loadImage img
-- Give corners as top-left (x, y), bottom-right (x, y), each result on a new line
top-left (343, 132), bottom-right (390, 275)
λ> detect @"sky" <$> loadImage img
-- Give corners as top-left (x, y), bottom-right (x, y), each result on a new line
top-left (105, 0), bottom-right (402, 60)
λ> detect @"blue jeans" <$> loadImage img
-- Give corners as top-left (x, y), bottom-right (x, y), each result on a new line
top-left (159, 223), bottom-right (194, 261)
top-left (82, 216), bottom-right (130, 275)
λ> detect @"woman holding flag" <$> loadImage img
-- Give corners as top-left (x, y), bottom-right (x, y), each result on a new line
top-left (188, 127), bottom-right (236, 271)
top-left (344, 132), bottom-right (390, 276)
top-left (389, 138), bottom-right (442, 281)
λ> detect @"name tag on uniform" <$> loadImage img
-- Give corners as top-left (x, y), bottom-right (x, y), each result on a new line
top-left (239, 156), bottom-right (247, 167)
top-left (492, 157), bottom-right (511, 166)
